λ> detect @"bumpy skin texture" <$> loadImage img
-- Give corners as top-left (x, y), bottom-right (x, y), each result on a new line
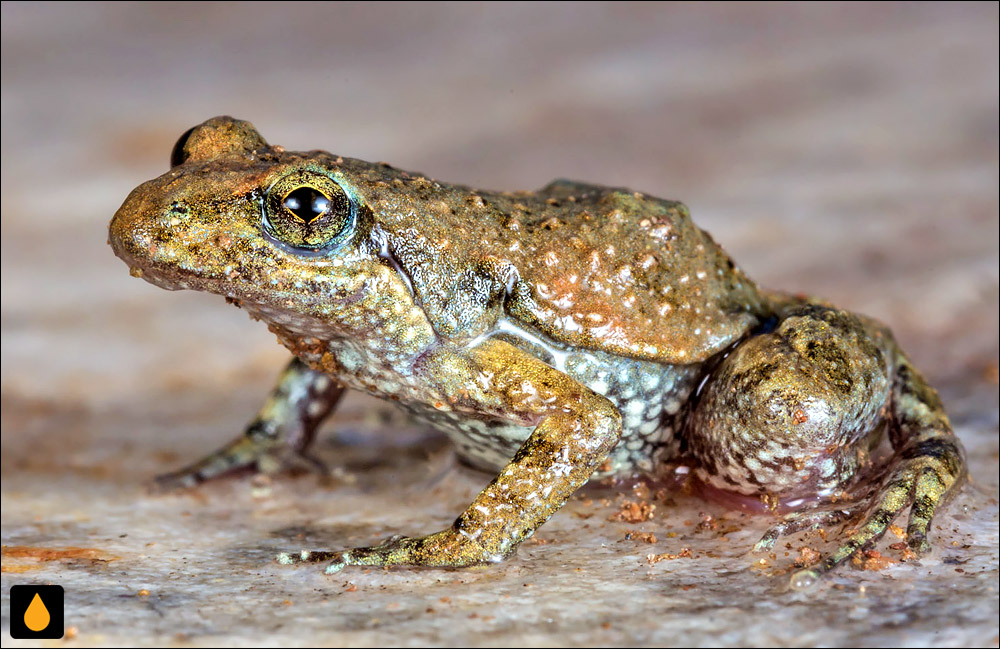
top-left (109, 117), bottom-right (966, 578)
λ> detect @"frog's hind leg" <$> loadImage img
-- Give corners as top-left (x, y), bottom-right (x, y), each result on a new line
top-left (154, 358), bottom-right (345, 490)
top-left (801, 351), bottom-right (966, 574)
top-left (686, 304), bottom-right (966, 575)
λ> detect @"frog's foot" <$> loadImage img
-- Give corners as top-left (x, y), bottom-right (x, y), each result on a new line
top-left (753, 501), bottom-right (867, 553)
top-left (153, 358), bottom-right (344, 491)
top-left (803, 441), bottom-right (964, 575)
top-left (153, 435), bottom-right (328, 491)
top-left (276, 528), bottom-right (506, 573)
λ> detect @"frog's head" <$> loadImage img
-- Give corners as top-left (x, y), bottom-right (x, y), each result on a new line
top-left (109, 116), bottom-right (429, 342)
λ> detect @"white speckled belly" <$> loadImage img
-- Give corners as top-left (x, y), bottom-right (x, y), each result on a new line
top-left (404, 320), bottom-right (703, 477)
top-left (249, 300), bottom-right (704, 477)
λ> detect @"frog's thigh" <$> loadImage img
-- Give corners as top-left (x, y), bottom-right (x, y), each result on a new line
top-left (284, 338), bottom-right (623, 571)
top-left (687, 307), bottom-right (891, 498)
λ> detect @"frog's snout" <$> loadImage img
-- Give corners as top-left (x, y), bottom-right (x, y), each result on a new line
top-left (109, 183), bottom-right (189, 291)
top-left (109, 184), bottom-right (152, 268)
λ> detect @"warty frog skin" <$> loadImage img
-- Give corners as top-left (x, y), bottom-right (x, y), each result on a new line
top-left (109, 116), bottom-right (966, 580)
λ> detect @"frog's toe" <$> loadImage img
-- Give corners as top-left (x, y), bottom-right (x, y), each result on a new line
top-left (902, 461), bottom-right (956, 554)
top-left (810, 481), bottom-right (933, 573)
top-left (275, 549), bottom-right (343, 566)
top-left (754, 504), bottom-right (863, 552)
top-left (275, 539), bottom-right (406, 574)
top-left (324, 558), bottom-right (348, 574)
top-left (279, 546), bottom-right (388, 574)
top-left (150, 468), bottom-right (203, 493)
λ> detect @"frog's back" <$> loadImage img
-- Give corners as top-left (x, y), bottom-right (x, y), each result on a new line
top-left (370, 170), bottom-right (768, 365)
top-left (501, 180), bottom-right (767, 363)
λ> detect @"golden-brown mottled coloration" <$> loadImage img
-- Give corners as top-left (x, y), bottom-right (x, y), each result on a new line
top-left (109, 117), bottom-right (966, 579)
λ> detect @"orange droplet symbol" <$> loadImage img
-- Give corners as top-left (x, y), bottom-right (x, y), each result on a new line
top-left (24, 592), bottom-right (51, 632)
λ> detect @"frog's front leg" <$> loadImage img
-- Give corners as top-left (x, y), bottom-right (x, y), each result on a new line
top-left (687, 305), bottom-right (966, 575)
top-left (278, 338), bottom-right (622, 572)
top-left (155, 358), bottom-right (345, 490)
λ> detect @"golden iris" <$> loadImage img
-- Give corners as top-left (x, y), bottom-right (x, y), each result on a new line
top-left (264, 170), bottom-right (354, 250)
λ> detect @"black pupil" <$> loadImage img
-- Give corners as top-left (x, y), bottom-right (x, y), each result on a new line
top-left (283, 187), bottom-right (332, 222)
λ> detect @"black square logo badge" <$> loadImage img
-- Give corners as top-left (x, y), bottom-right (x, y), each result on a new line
top-left (9, 585), bottom-right (64, 639)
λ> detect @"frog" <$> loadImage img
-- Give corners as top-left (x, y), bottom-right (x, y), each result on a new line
top-left (109, 116), bottom-right (966, 580)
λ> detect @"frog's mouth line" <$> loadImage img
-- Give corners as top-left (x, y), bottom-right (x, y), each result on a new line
top-left (122, 257), bottom-right (366, 314)
top-left (129, 258), bottom-right (362, 340)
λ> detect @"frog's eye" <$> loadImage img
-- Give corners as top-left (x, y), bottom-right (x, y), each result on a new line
top-left (263, 170), bottom-right (356, 251)
top-left (282, 187), bottom-right (332, 223)
top-left (170, 126), bottom-right (197, 168)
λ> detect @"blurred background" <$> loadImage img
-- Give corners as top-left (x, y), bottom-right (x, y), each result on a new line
top-left (2, 3), bottom-right (997, 646)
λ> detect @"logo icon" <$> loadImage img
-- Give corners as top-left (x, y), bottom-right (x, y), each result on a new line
top-left (9, 585), bottom-right (64, 639)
